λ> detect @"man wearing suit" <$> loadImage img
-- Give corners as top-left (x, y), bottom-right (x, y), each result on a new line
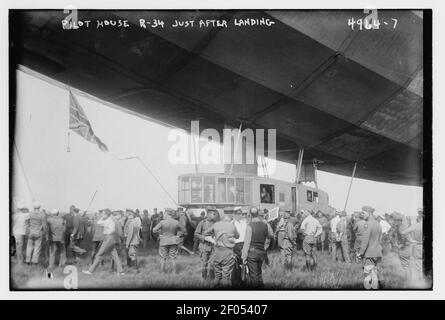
top-left (26, 201), bottom-right (47, 265)
top-left (358, 206), bottom-right (382, 289)
top-left (47, 208), bottom-right (67, 268)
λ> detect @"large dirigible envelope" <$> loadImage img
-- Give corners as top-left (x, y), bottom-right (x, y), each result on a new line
top-left (11, 10), bottom-right (424, 186)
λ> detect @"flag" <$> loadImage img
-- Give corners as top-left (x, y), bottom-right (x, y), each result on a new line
top-left (69, 91), bottom-right (108, 152)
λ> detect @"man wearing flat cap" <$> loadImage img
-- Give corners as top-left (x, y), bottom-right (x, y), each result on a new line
top-left (335, 211), bottom-right (351, 263)
top-left (194, 209), bottom-right (219, 280)
top-left (124, 209), bottom-right (142, 269)
top-left (47, 208), bottom-right (67, 268)
top-left (300, 210), bottom-right (323, 270)
top-left (400, 208), bottom-right (424, 283)
top-left (12, 203), bottom-right (30, 265)
top-left (69, 206), bottom-right (87, 258)
top-left (276, 208), bottom-right (297, 270)
top-left (352, 211), bottom-right (366, 263)
top-left (231, 207), bottom-right (247, 286)
top-left (358, 205), bottom-right (382, 289)
top-left (152, 209), bottom-right (185, 273)
top-left (26, 201), bottom-right (47, 265)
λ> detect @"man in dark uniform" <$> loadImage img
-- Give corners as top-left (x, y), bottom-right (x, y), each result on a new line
top-left (70, 207), bottom-right (87, 259)
top-left (140, 209), bottom-right (151, 249)
top-left (242, 207), bottom-right (274, 288)
top-left (47, 208), bottom-right (66, 269)
top-left (352, 211), bottom-right (367, 263)
top-left (203, 214), bottom-right (239, 286)
top-left (194, 209), bottom-right (218, 280)
top-left (152, 209), bottom-right (185, 272)
top-left (357, 206), bottom-right (382, 289)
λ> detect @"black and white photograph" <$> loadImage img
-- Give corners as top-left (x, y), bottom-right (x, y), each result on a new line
top-left (7, 5), bottom-right (433, 293)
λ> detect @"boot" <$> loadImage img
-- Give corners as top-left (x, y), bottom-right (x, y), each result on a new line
top-left (202, 269), bottom-right (207, 280)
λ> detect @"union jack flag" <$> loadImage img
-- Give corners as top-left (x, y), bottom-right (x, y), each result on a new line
top-left (69, 91), bottom-right (108, 152)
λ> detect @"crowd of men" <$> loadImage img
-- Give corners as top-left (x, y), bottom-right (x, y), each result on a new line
top-left (11, 201), bottom-right (424, 288)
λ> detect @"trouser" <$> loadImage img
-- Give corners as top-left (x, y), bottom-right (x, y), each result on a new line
top-left (199, 245), bottom-right (214, 279)
top-left (14, 235), bottom-right (25, 264)
top-left (141, 232), bottom-right (150, 248)
top-left (303, 236), bottom-right (317, 269)
top-left (363, 257), bottom-right (381, 289)
top-left (212, 247), bottom-right (235, 286)
top-left (317, 231), bottom-right (328, 252)
top-left (89, 235), bottom-right (122, 273)
top-left (127, 244), bottom-right (138, 266)
top-left (70, 238), bottom-right (86, 256)
top-left (279, 240), bottom-right (294, 268)
top-left (91, 241), bottom-right (102, 263)
top-left (246, 247), bottom-right (266, 288)
top-left (26, 234), bottom-right (43, 264)
top-left (354, 241), bottom-right (362, 263)
top-left (329, 232), bottom-right (337, 260)
top-left (193, 238), bottom-right (200, 252)
top-left (381, 234), bottom-right (391, 256)
top-left (231, 242), bottom-right (244, 286)
top-left (49, 241), bottom-right (67, 268)
top-left (339, 238), bottom-right (351, 263)
top-left (159, 244), bottom-right (179, 272)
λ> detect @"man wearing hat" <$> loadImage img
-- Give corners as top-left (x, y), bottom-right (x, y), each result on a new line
top-left (194, 209), bottom-right (218, 280)
top-left (329, 211), bottom-right (341, 261)
top-left (203, 214), bottom-right (239, 286)
top-left (316, 211), bottom-right (329, 253)
top-left (300, 210), bottom-right (323, 270)
top-left (400, 208), bottom-right (424, 283)
top-left (389, 211), bottom-right (411, 279)
top-left (124, 209), bottom-right (142, 269)
top-left (46, 209), bottom-right (67, 268)
top-left (26, 201), bottom-right (47, 265)
top-left (241, 207), bottom-right (274, 288)
top-left (352, 211), bottom-right (367, 263)
top-left (140, 209), bottom-right (151, 249)
top-left (152, 209), bottom-right (185, 273)
top-left (83, 209), bottom-right (124, 275)
top-left (376, 213), bottom-right (392, 256)
top-left (358, 205), bottom-right (382, 289)
top-left (69, 206), bottom-right (87, 258)
top-left (91, 210), bottom-right (105, 264)
top-left (276, 208), bottom-right (297, 270)
top-left (335, 211), bottom-right (351, 263)
top-left (231, 207), bottom-right (247, 286)
top-left (12, 203), bottom-right (30, 265)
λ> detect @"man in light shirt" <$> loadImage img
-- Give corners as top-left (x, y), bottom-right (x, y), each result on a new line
top-left (335, 211), bottom-right (351, 263)
top-left (329, 211), bottom-right (341, 261)
top-left (83, 209), bottom-right (124, 275)
top-left (231, 207), bottom-right (247, 286)
top-left (12, 203), bottom-right (30, 265)
top-left (300, 210), bottom-right (323, 270)
top-left (376, 213), bottom-right (392, 255)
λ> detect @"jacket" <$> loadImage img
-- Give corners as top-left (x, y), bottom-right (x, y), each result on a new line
top-left (360, 216), bottom-right (383, 258)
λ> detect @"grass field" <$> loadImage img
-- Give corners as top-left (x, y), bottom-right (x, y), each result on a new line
top-left (11, 244), bottom-right (429, 290)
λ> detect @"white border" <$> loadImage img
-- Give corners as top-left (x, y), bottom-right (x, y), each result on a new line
top-left (1, 0), bottom-right (444, 300)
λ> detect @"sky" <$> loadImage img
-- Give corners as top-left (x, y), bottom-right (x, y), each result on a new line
top-left (12, 69), bottom-right (423, 216)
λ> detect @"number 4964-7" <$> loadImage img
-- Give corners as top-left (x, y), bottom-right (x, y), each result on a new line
top-left (348, 17), bottom-right (398, 30)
